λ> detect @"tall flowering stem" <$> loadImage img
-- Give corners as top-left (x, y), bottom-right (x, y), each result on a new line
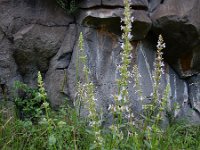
top-left (143, 35), bottom-right (166, 124)
top-left (108, 2), bottom-right (134, 147)
top-left (77, 32), bottom-right (103, 148)
top-left (152, 35), bottom-right (166, 109)
top-left (78, 32), bottom-right (89, 83)
top-left (133, 65), bottom-right (143, 102)
top-left (118, 0), bottom-right (133, 91)
top-left (115, 0), bottom-right (134, 121)
top-left (38, 71), bottom-right (49, 120)
top-left (139, 35), bottom-right (166, 148)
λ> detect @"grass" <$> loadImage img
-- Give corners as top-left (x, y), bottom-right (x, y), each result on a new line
top-left (1, 105), bottom-right (200, 149)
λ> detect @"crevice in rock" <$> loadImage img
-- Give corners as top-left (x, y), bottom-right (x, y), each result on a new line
top-left (186, 75), bottom-right (200, 117)
top-left (80, 5), bottom-right (148, 11)
top-left (26, 22), bottom-right (75, 28)
top-left (0, 27), bottom-right (14, 43)
top-left (82, 17), bottom-right (121, 36)
top-left (186, 81), bottom-right (192, 108)
top-left (0, 83), bottom-right (8, 101)
top-left (66, 27), bottom-right (78, 69)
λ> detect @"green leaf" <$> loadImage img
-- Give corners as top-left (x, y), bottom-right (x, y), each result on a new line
top-left (144, 140), bottom-right (152, 149)
top-left (89, 143), bottom-right (97, 150)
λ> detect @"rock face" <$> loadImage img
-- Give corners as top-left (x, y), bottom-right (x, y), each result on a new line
top-left (0, 0), bottom-right (73, 97)
top-left (0, 0), bottom-right (200, 124)
top-left (151, 0), bottom-right (200, 77)
top-left (188, 74), bottom-right (200, 116)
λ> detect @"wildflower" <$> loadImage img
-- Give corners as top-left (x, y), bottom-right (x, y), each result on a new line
top-left (121, 43), bottom-right (125, 49)
top-left (130, 16), bottom-right (134, 22)
top-left (157, 37), bottom-right (166, 49)
top-left (108, 104), bottom-right (115, 111)
top-left (120, 25), bottom-right (125, 30)
top-left (151, 34), bottom-right (166, 105)
top-left (128, 32), bottom-right (133, 40)
top-left (117, 94), bottom-right (123, 101)
top-left (77, 32), bottom-right (103, 147)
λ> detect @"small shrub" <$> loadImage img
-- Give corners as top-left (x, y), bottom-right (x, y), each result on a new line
top-left (13, 81), bottom-right (43, 121)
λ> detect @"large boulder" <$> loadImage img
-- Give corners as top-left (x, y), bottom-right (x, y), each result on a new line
top-left (45, 24), bottom-right (77, 108)
top-left (151, 0), bottom-right (200, 77)
top-left (13, 24), bottom-right (67, 85)
top-left (0, 0), bottom-right (73, 90)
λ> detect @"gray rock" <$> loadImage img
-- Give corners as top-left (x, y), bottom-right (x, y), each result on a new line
top-left (132, 10), bottom-right (152, 40)
top-left (0, 0), bottom-right (73, 105)
top-left (151, 0), bottom-right (200, 77)
top-left (66, 26), bottom-right (121, 119)
top-left (12, 24), bottom-right (67, 87)
top-left (148, 0), bottom-right (162, 12)
top-left (188, 74), bottom-right (200, 114)
top-left (78, 9), bottom-right (151, 40)
top-left (79, 0), bottom-right (101, 8)
top-left (66, 27), bottom-right (194, 123)
top-left (45, 24), bottom-right (77, 107)
top-left (176, 104), bottom-right (200, 124)
top-left (0, 34), bottom-right (20, 101)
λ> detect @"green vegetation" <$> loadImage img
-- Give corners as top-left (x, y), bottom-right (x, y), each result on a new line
top-left (0, 0), bottom-right (200, 149)
top-left (56, 0), bottom-right (79, 14)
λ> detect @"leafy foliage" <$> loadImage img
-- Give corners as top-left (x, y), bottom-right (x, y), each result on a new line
top-left (56, 0), bottom-right (79, 14)
top-left (14, 81), bottom-right (43, 121)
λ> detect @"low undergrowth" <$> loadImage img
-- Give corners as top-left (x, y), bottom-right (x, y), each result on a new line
top-left (1, 99), bottom-right (200, 149)
top-left (1, 0), bottom-right (200, 149)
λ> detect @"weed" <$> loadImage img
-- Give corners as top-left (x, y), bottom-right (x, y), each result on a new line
top-left (13, 81), bottom-right (43, 121)
top-left (56, 0), bottom-right (79, 14)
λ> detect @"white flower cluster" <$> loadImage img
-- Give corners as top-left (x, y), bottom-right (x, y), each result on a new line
top-left (152, 34), bottom-right (166, 91)
top-left (157, 35), bottom-right (166, 50)
top-left (132, 65), bottom-right (144, 102)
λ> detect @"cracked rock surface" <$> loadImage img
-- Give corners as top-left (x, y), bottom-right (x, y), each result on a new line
top-left (0, 0), bottom-right (200, 124)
